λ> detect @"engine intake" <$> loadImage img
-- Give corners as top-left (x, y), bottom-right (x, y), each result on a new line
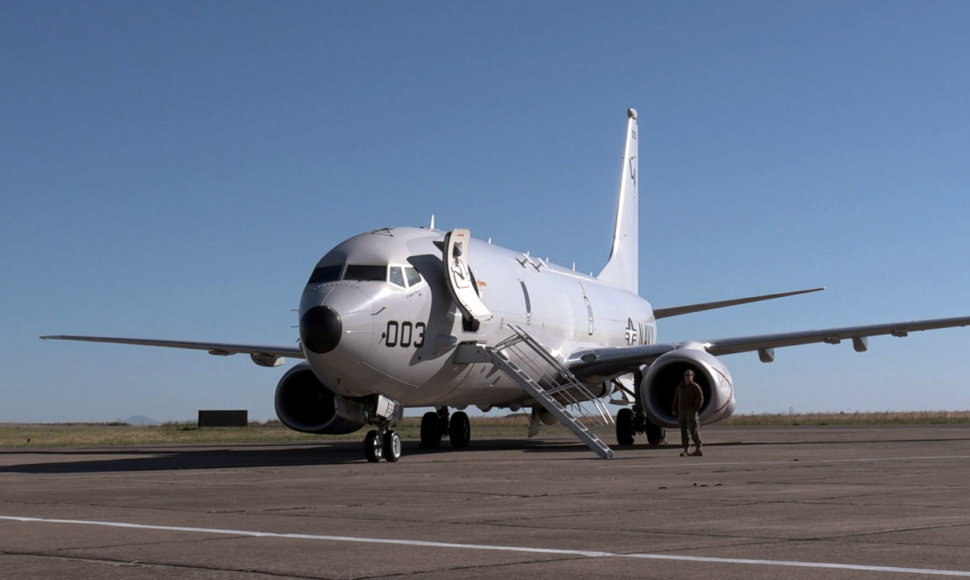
top-left (274, 363), bottom-right (366, 434)
top-left (640, 347), bottom-right (736, 428)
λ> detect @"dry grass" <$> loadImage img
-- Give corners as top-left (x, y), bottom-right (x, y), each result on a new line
top-left (0, 416), bottom-right (535, 449)
top-left (1, 411), bottom-right (967, 449)
top-left (721, 410), bottom-right (970, 426)
top-left (0, 422), bottom-right (321, 449)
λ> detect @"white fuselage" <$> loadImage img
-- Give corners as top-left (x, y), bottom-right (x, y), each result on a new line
top-left (299, 226), bottom-right (656, 411)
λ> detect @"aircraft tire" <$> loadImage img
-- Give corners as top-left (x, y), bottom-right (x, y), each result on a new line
top-left (420, 411), bottom-right (442, 448)
top-left (645, 421), bottom-right (665, 446)
top-left (616, 408), bottom-right (635, 446)
top-left (449, 411), bottom-right (471, 448)
top-left (383, 431), bottom-right (402, 462)
top-left (363, 430), bottom-right (383, 462)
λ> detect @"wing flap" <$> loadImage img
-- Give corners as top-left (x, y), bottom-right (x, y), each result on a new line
top-left (568, 314), bottom-right (970, 380)
top-left (705, 315), bottom-right (970, 356)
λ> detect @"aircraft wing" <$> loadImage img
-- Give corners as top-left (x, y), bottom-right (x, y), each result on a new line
top-left (568, 315), bottom-right (970, 380)
top-left (39, 335), bottom-right (305, 367)
top-left (653, 287), bottom-right (825, 319)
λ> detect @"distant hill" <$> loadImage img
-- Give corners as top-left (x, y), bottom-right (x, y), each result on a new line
top-left (125, 415), bottom-right (161, 426)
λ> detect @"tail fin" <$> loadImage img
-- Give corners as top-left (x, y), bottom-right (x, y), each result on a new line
top-left (597, 108), bottom-right (639, 294)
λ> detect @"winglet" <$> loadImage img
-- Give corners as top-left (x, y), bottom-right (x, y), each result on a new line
top-left (597, 109), bottom-right (639, 294)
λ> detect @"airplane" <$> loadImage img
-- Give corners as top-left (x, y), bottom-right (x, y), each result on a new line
top-left (42, 108), bottom-right (970, 462)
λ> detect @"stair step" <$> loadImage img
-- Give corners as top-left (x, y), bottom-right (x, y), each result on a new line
top-left (484, 325), bottom-right (615, 460)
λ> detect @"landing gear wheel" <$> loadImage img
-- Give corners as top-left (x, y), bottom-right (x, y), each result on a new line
top-left (449, 411), bottom-right (470, 448)
top-left (616, 408), bottom-right (635, 446)
top-left (363, 429), bottom-right (383, 462)
top-left (645, 421), bottom-right (665, 446)
top-left (420, 411), bottom-right (442, 448)
top-left (383, 430), bottom-right (402, 462)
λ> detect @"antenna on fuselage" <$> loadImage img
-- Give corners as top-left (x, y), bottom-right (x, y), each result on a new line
top-left (430, 215), bottom-right (435, 230)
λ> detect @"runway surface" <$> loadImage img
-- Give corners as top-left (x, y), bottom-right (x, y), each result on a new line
top-left (2, 424), bottom-right (969, 579)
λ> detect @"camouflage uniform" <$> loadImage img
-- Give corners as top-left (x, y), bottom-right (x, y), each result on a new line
top-left (672, 380), bottom-right (704, 454)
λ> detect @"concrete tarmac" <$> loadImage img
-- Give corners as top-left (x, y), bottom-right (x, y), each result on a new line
top-left (2, 424), bottom-right (969, 579)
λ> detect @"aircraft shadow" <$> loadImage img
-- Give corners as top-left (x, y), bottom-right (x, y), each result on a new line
top-left (4, 431), bottom-right (968, 473)
top-left (0, 436), bottom-right (655, 472)
top-left (0, 442), bottom-right (364, 473)
top-left (0, 438), bottom-right (593, 473)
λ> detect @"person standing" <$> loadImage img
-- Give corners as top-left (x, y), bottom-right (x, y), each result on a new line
top-left (672, 370), bottom-right (704, 456)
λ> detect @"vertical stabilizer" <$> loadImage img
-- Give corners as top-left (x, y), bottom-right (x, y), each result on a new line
top-left (597, 108), bottom-right (639, 294)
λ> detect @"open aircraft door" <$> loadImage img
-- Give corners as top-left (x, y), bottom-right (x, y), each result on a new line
top-left (443, 229), bottom-right (492, 328)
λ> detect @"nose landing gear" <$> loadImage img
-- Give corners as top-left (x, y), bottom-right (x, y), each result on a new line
top-left (363, 426), bottom-right (402, 463)
top-left (383, 430), bottom-right (402, 461)
top-left (363, 429), bottom-right (383, 462)
top-left (361, 394), bottom-right (404, 463)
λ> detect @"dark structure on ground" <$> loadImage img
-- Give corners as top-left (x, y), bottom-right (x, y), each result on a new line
top-left (197, 410), bottom-right (248, 427)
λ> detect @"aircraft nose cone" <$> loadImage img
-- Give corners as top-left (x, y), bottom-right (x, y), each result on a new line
top-left (300, 306), bottom-right (342, 354)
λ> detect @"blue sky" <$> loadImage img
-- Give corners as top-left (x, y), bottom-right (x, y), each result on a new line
top-left (2, 1), bottom-right (969, 422)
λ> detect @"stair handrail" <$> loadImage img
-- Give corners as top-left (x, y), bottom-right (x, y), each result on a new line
top-left (498, 324), bottom-right (614, 426)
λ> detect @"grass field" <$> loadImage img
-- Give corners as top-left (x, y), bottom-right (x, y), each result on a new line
top-left (2, 411), bottom-right (968, 449)
top-left (0, 416), bottom-right (533, 449)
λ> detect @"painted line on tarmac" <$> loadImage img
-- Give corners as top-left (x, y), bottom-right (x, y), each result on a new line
top-left (611, 454), bottom-right (970, 469)
top-left (3, 515), bottom-right (970, 577)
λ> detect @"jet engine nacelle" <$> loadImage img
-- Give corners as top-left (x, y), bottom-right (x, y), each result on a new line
top-left (639, 346), bottom-right (736, 428)
top-left (274, 362), bottom-right (366, 434)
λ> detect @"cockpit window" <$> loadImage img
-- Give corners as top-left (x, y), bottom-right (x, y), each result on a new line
top-left (388, 266), bottom-right (406, 288)
top-left (313, 263), bottom-right (424, 287)
top-left (344, 265), bottom-right (387, 282)
top-left (307, 264), bottom-right (342, 285)
top-left (405, 266), bottom-right (422, 287)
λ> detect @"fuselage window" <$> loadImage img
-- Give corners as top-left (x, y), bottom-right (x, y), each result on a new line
top-left (307, 264), bottom-right (343, 285)
top-left (344, 265), bottom-right (387, 282)
top-left (405, 266), bottom-right (422, 287)
top-left (388, 266), bottom-right (406, 288)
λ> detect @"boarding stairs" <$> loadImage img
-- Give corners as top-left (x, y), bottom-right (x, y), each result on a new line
top-left (485, 324), bottom-right (615, 459)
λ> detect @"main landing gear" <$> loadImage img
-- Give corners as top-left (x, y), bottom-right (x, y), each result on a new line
top-left (420, 407), bottom-right (471, 449)
top-left (616, 404), bottom-right (665, 446)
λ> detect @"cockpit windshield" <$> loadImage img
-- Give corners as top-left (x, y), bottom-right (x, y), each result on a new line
top-left (307, 264), bottom-right (342, 285)
top-left (344, 265), bottom-right (387, 282)
top-left (306, 263), bottom-right (424, 288)
top-left (405, 267), bottom-right (422, 286)
top-left (388, 266), bottom-right (405, 287)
